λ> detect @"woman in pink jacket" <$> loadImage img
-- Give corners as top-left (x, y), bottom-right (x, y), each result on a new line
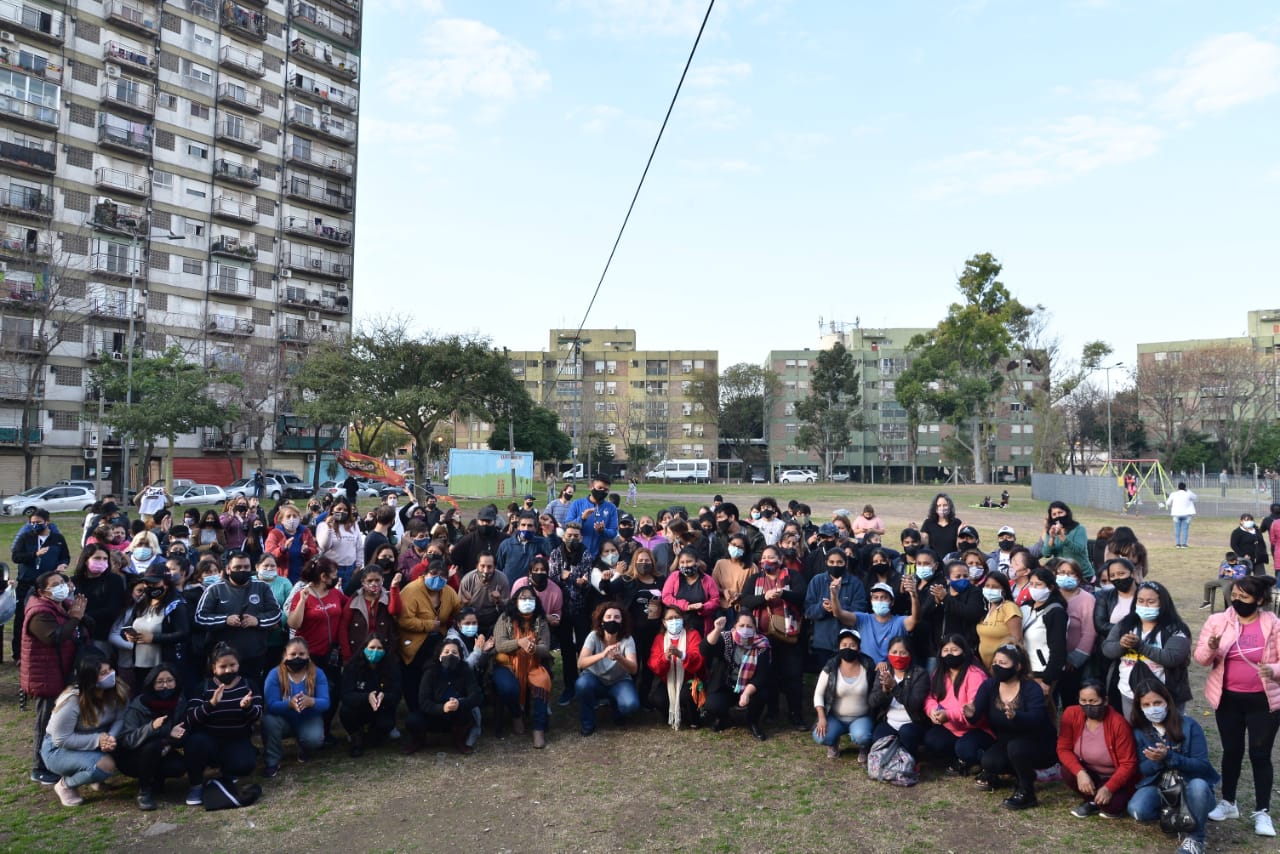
top-left (1193, 575), bottom-right (1280, 838)
top-left (922, 633), bottom-right (994, 776)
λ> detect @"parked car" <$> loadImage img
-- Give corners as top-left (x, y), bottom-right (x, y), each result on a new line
top-left (172, 484), bottom-right (229, 506)
top-left (2, 484), bottom-right (97, 516)
top-left (264, 471), bottom-right (312, 500)
top-left (829, 472), bottom-right (852, 482)
top-left (777, 470), bottom-right (818, 484)
top-left (377, 481), bottom-right (417, 499)
top-left (225, 476), bottom-right (289, 501)
top-left (318, 479), bottom-right (380, 499)
top-left (55, 479), bottom-right (96, 492)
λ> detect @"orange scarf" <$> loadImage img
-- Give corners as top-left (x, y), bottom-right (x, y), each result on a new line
top-left (511, 621), bottom-right (551, 708)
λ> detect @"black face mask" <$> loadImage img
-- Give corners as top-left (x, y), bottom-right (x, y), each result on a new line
top-left (838, 648), bottom-right (858, 663)
top-left (285, 658), bottom-right (309, 673)
top-left (827, 564), bottom-right (846, 579)
top-left (530, 574), bottom-right (549, 591)
top-left (781, 548), bottom-right (797, 560)
top-left (761, 508), bottom-right (775, 518)
top-left (701, 527), bottom-right (714, 537)
top-left (1112, 577), bottom-right (1134, 593)
top-left (440, 654), bottom-right (460, 671)
top-left (717, 520), bottom-right (732, 534)
top-left (1232, 599), bottom-right (1260, 618)
top-left (602, 620), bottom-right (622, 635)
top-left (377, 559), bottom-right (396, 572)
top-left (991, 664), bottom-right (1017, 683)
top-left (903, 544), bottom-right (920, 556)
top-left (591, 489), bottom-right (609, 502)
top-left (566, 542), bottom-right (584, 558)
top-left (153, 687), bottom-right (177, 700)
top-left (228, 570), bottom-right (252, 586)
top-left (1082, 703), bottom-right (1107, 721)
top-left (939, 653), bottom-right (965, 671)
top-left (999, 540), bottom-right (1015, 552)
top-left (214, 672), bottom-right (238, 685)
top-left (640, 524), bottom-right (655, 537)
top-left (619, 527), bottom-right (634, 539)
top-left (146, 586), bottom-right (165, 599)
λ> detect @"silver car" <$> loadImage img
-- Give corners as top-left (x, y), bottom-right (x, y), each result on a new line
top-left (2, 484), bottom-right (97, 516)
top-left (172, 484), bottom-right (230, 506)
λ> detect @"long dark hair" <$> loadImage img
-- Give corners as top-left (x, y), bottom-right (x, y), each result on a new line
top-left (63, 653), bottom-right (128, 728)
top-left (505, 587), bottom-right (545, 622)
top-left (925, 493), bottom-right (955, 526)
top-left (591, 600), bottom-right (632, 640)
top-left (982, 570), bottom-right (1014, 602)
top-left (1117, 580), bottom-right (1190, 640)
top-left (1130, 679), bottom-right (1184, 744)
top-left (1047, 500), bottom-right (1079, 531)
top-left (931, 633), bottom-right (981, 700)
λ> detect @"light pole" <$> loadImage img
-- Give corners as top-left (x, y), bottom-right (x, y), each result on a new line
top-left (1101, 361), bottom-right (1124, 469)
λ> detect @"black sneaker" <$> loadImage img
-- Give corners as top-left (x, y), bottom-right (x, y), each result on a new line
top-left (30, 769), bottom-right (59, 785)
top-left (137, 788), bottom-right (157, 811)
top-left (1003, 789), bottom-right (1039, 810)
top-left (1071, 802), bottom-right (1099, 818)
top-left (945, 761), bottom-right (970, 777)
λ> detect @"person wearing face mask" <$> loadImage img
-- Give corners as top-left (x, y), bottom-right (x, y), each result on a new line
top-left (511, 556), bottom-right (564, 636)
top-left (647, 606), bottom-right (705, 730)
top-left (1231, 514), bottom-right (1268, 575)
top-left (264, 504), bottom-right (319, 585)
top-left (662, 548), bottom-right (721, 638)
top-left (711, 533), bottom-right (756, 622)
top-left (316, 498), bottom-right (365, 587)
top-left (11, 509), bottom-right (72, 661)
top-left (68, 544), bottom-right (126, 659)
top-left (943, 526), bottom-right (982, 566)
top-left (285, 557), bottom-right (346, 740)
top-left (739, 545), bottom-right (806, 728)
top-left (1050, 558), bottom-right (1096, 713)
top-left (1040, 501), bottom-right (1095, 582)
top-left (339, 634), bottom-right (403, 757)
top-left (574, 603), bottom-right (640, 735)
top-left (920, 559), bottom-right (985, 671)
top-left (1128, 680), bottom-right (1219, 852)
top-left (865, 547), bottom-right (911, 615)
top-left (706, 503), bottom-right (765, 567)
top-left (803, 549), bottom-right (869, 665)
top-left (1203, 551), bottom-right (1249, 613)
top-left (549, 522), bottom-right (596, 705)
top-left (1055, 680), bottom-right (1139, 819)
top-left (543, 485), bottom-right (576, 532)
top-left (1092, 557), bottom-right (1139, 641)
top-left (923, 634), bottom-right (994, 776)
top-left (963, 643), bottom-right (1057, 810)
top-left (112, 568), bottom-right (191, 693)
top-left (21, 571), bottom-right (89, 785)
top-left (851, 582), bottom-right (920, 665)
top-left (193, 551), bottom-right (283, 689)
top-left (496, 512), bottom-right (548, 585)
top-left (41, 654), bottom-right (128, 807)
top-left (338, 565), bottom-right (397, 665)
top-left (1020, 568), bottom-right (1069, 706)
top-left (1101, 580), bottom-right (1192, 720)
top-left (193, 510), bottom-right (227, 559)
top-left (396, 556), bottom-right (460, 721)
top-left (701, 613), bottom-right (771, 739)
top-left (458, 552), bottom-right (510, 638)
top-left (406, 636), bottom-right (484, 754)
top-left (921, 493), bottom-right (963, 558)
top-left (987, 525), bottom-right (1019, 575)
top-left (182, 642), bottom-right (262, 806)
top-left (813, 629), bottom-right (876, 760)
top-left (447, 607), bottom-right (496, 678)
top-left (493, 588), bottom-right (553, 747)
top-left (261, 638), bottom-right (329, 777)
top-left (396, 520), bottom-right (434, 578)
top-left (891, 528), bottom-right (924, 578)
top-left (219, 499), bottom-right (249, 552)
top-left (868, 637), bottom-right (931, 762)
top-left (565, 474), bottom-right (620, 561)
top-left (976, 571), bottom-right (1024, 668)
top-left (851, 505), bottom-right (885, 540)
top-left (634, 515), bottom-right (668, 552)
top-left (753, 499), bottom-right (785, 546)
top-left (449, 505), bottom-right (506, 573)
top-left (126, 531), bottom-right (164, 577)
top-left (1194, 575), bottom-right (1280, 836)
top-left (116, 664), bottom-right (188, 810)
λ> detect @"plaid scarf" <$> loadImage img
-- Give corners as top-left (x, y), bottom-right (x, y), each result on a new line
top-left (725, 631), bottom-right (770, 694)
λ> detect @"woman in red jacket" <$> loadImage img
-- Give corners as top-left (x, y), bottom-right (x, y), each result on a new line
top-left (648, 605), bottom-right (705, 730)
top-left (21, 571), bottom-right (90, 784)
top-left (264, 503), bottom-right (318, 584)
top-left (1056, 679), bottom-right (1139, 818)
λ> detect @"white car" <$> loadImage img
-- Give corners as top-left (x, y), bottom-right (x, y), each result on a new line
top-left (778, 469), bottom-right (818, 484)
top-left (1, 484), bottom-right (97, 516)
top-left (225, 476), bottom-right (289, 500)
top-left (318, 479), bottom-right (380, 499)
top-left (172, 484), bottom-right (229, 506)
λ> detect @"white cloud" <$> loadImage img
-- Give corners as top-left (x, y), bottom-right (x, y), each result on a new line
top-left (1156, 33), bottom-right (1280, 116)
top-left (382, 18), bottom-right (549, 116)
top-left (574, 104), bottom-right (624, 133)
top-left (688, 60), bottom-right (751, 88)
top-left (561, 0), bottom-right (712, 37)
top-left (684, 93), bottom-right (750, 130)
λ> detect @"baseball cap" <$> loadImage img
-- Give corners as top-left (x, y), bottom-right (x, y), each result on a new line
top-left (958, 525), bottom-right (979, 539)
top-left (476, 505), bottom-right (499, 522)
top-left (870, 582), bottom-right (895, 597)
top-left (837, 628), bottom-right (861, 642)
top-left (818, 522), bottom-right (839, 537)
top-left (997, 525), bottom-right (1016, 536)
top-left (524, 494), bottom-right (535, 501)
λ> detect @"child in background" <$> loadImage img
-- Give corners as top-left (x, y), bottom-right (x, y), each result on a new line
top-left (1200, 552), bottom-right (1248, 611)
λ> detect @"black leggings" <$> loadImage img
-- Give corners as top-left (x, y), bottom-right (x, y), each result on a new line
top-left (1217, 689), bottom-right (1280, 810)
top-left (981, 734), bottom-right (1057, 792)
top-left (764, 641), bottom-right (804, 721)
top-left (184, 731), bottom-right (257, 785)
top-left (116, 740), bottom-right (187, 787)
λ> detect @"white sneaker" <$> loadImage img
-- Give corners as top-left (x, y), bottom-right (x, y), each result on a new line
top-left (54, 779), bottom-right (83, 807)
top-left (1208, 799), bottom-right (1239, 821)
top-left (1176, 837), bottom-right (1203, 854)
top-left (1253, 810), bottom-right (1276, 837)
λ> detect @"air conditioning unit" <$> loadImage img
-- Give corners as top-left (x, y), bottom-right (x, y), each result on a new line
top-left (320, 105), bottom-right (332, 115)
top-left (83, 448), bottom-right (95, 459)
top-left (0, 31), bottom-right (15, 44)
top-left (309, 259), bottom-right (321, 269)
top-left (336, 282), bottom-right (346, 291)
top-left (607, 388), bottom-right (615, 395)
top-left (306, 310), bottom-right (319, 321)
top-left (112, 351), bottom-right (124, 360)
top-left (105, 65), bottom-right (121, 78)
top-left (279, 269), bottom-right (292, 278)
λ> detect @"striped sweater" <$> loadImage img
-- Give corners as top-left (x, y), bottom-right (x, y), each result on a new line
top-left (185, 677), bottom-right (263, 737)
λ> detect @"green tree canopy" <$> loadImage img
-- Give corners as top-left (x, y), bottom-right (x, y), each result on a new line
top-left (794, 341), bottom-right (862, 479)
top-left (488, 404), bottom-right (572, 462)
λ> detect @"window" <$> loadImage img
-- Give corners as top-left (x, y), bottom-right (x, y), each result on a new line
top-left (796, 359), bottom-right (807, 368)
top-left (183, 60), bottom-right (212, 84)
top-left (182, 257), bottom-right (203, 274)
top-left (153, 170), bottom-right (173, 189)
top-left (51, 411), bottom-right (80, 431)
top-left (190, 102), bottom-right (210, 120)
top-left (185, 188), bottom-right (206, 199)
top-left (187, 142), bottom-right (208, 159)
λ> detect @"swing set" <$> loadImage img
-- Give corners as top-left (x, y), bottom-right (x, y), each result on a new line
top-left (1099, 459), bottom-right (1175, 513)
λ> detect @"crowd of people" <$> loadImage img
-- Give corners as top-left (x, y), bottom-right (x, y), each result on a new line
top-left (9, 478), bottom-right (1280, 853)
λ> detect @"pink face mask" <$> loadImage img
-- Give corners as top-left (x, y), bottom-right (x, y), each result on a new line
top-left (88, 558), bottom-right (110, 575)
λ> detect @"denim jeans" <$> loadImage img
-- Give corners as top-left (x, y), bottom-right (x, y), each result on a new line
top-left (813, 715), bottom-right (874, 748)
top-left (40, 737), bottom-right (113, 788)
top-left (1173, 516), bottom-right (1191, 547)
top-left (1129, 778), bottom-right (1213, 844)
top-left (263, 712), bottom-right (325, 766)
top-left (493, 665), bottom-right (549, 730)
top-left (574, 672), bottom-right (640, 729)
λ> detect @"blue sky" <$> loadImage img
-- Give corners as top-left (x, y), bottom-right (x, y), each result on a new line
top-left (352, 1), bottom-right (1280, 386)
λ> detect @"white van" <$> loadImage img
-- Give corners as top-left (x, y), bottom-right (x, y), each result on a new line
top-left (644, 459), bottom-right (712, 483)
top-left (561, 463), bottom-right (587, 481)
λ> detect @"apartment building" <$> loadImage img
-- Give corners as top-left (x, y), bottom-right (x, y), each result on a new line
top-left (0, 0), bottom-right (360, 489)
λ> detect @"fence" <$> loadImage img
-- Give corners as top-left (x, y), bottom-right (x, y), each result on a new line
top-left (1033, 473), bottom-right (1275, 518)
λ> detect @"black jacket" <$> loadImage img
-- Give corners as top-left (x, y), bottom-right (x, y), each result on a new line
top-left (868, 663), bottom-right (931, 728)
top-left (340, 656), bottom-right (403, 710)
top-left (418, 661), bottom-right (482, 717)
top-left (12, 529), bottom-right (70, 583)
top-left (918, 582), bottom-right (984, 658)
top-left (1230, 527), bottom-right (1268, 568)
top-left (708, 523), bottom-right (765, 566)
top-left (75, 571), bottom-right (127, 641)
top-left (119, 664), bottom-right (187, 752)
top-left (700, 633), bottom-right (771, 695)
top-left (122, 593), bottom-right (192, 664)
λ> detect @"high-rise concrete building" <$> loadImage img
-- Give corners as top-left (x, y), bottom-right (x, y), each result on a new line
top-left (0, 0), bottom-right (360, 490)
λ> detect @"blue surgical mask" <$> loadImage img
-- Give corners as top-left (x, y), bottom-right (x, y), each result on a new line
top-left (982, 587), bottom-right (1004, 603)
top-left (133, 548), bottom-right (153, 562)
top-left (363, 648), bottom-right (385, 664)
top-left (518, 530), bottom-right (533, 542)
top-left (949, 578), bottom-right (970, 593)
top-left (728, 546), bottom-right (744, 560)
top-left (666, 619), bottom-right (684, 635)
top-left (1136, 605), bottom-right (1160, 622)
top-left (1142, 704), bottom-right (1168, 723)
top-left (459, 624), bottom-right (479, 638)
top-left (425, 575), bottom-right (446, 591)
top-left (413, 538), bottom-right (430, 549)
top-left (1055, 575), bottom-right (1078, 591)
top-left (915, 565), bottom-right (934, 581)
top-left (202, 576), bottom-right (219, 587)
top-left (871, 601), bottom-right (891, 617)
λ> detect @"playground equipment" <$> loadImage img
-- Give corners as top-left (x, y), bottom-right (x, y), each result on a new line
top-left (1099, 459), bottom-right (1175, 514)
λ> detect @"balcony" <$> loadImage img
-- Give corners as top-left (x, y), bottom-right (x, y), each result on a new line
top-left (216, 81), bottom-right (263, 113)
top-left (205, 351), bottom-right (244, 371)
top-left (86, 296), bottom-right (136, 321)
top-left (105, 0), bottom-right (158, 36)
top-left (289, 37), bottom-right (358, 80)
top-left (100, 81), bottom-right (155, 117)
top-left (89, 253), bottom-right (143, 282)
top-left (213, 158), bottom-right (261, 187)
top-left (90, 199), bottom-right (148, 236)
top-left (200, 429), bottom-right (250, 452)
top-left (212, 195), bottom-right (258, 224)
top-left (98, 120), bottom-right (151, 156)
top-left (0, 1), bottom-right (65, 44)
top-left (95, 167), bottom-right (150, 198)
top-left (215, 117), bottom-right (261, 150)
top-left (221, 2), bottom-right (267, 41)
top-left (276, 430), bottom-right (343, 452)
top-left (188, 0), bottom-right (217, 22)
top-left (0, 94), bottom-right (58, 129)
top-left (287, 106), bottom-right (354, 145)
top-left (290, 1), bottom-right (358, 46)
top-left (0, 185), bottom-right (52, 219)
top-left (104, 41), bottom-right (156, 76)
top-left (211, 235), bottom-right (259, 261)
top-left (0, 332), bottom-right (45, 354)
top-left (282, 249), bottom-right (350, 280)
top-left (0, 374), bottom-right (42, 401)
top-left (0, 135), bottom-right (55, 173)
top-left (207, 314), bottom-right (255, 337)
top-left (82, 429), bottom-right (122, 447)
top-left (219, 43), bottom-right (265, 77)
top-left (285, 176), bottom-right (352, 212)
top-left (284, 215), bottom-right (351, 246)
top-left (0, 426), bottom-right (42, 445)
top-left (285, 137), bottom-right (353, 176)
top-left (1, 282), bottom-right (48, 310)
top-left (208, 267), bottom-right (254, 299)
top-left (287, 73), bottom-right (357, 113)
top-left (317, 293), bottom-right (349, 315)
top-left (0, 231), bottom-right (50, 257)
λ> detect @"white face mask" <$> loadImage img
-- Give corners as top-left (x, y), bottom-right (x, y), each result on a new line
top-left (665, 619), bottom-right (684, 636)
top-left (517, 598), bottom-right (536, 615)
top-left (50, 583), bottom-right (71, 602)
top-left (602, 553), bottom-right (618, 567)
top-left (1029, 586), bottom-right (1051, 603)
top-left (282, 518), bottom-right (299, 533)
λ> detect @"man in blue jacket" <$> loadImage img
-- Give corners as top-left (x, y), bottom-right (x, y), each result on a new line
top-left (10, 509), bottom-right (71, 660)
top-left (566, 474), bottom-right (618, 561)
top-left (496, 512), bottom-right (548, 584)
top-left (804, 547), bottom-right (868, 668)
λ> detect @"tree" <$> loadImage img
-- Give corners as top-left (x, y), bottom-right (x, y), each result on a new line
top-left (694, 363), bottom-right (782, 467)
top-left (897, 253), bottom-right (1034, 484)
top-left (1134, 354), bottom-right (1194, 461)
top-left (488, 404), bottom-right (572, 462)
top-left (794, 341), bottom-right (862, 480)
top-left (1181, 346), bottom-right (1273, 473)
top-left (290, 336), bottom-right (362, 491)
top-left (624, 442), bottom-right (654, 472)
top-left (91, 346), bottom-right (236, 488)
top-left (591, 434), bottom-right (615, 470)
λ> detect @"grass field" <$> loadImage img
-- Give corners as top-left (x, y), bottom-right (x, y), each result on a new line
top-left (0, 484), bottom-right (1274, 852)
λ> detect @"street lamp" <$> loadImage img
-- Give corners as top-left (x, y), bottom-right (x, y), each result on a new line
top-left (1101, 362), bottom-right (1125, 469)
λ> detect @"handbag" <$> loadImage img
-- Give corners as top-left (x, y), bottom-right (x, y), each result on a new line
top-left (767, 612), bottom-right (799, 644)
top-left (1157, 768), bottom-right (1196, 834)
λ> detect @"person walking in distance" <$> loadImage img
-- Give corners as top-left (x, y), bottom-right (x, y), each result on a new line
top-left (1168, 482), bottom-right (1198, 549)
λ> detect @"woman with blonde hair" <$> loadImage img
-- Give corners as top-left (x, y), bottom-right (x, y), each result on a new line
top-left (262, 637), bottom-right (330, 777)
